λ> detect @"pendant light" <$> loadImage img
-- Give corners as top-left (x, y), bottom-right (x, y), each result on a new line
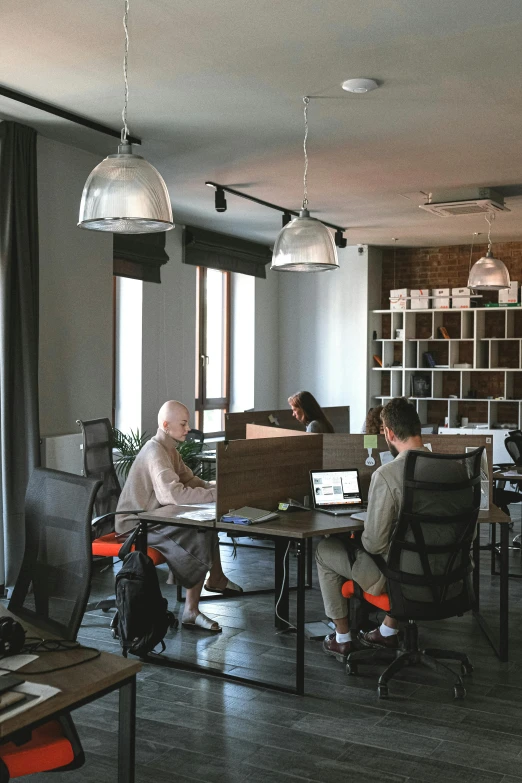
top-left (467, 214), bottom-right (509, 290)
top-left (78, 0), bottom-right (174, 233)
top-left (271, 97), bottom-right (339, 272)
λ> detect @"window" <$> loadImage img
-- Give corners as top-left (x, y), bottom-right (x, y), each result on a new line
top-left (195, 267), bottom-right (231, 437)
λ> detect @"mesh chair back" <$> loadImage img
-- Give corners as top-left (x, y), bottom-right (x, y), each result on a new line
top-left (9, 468), bottom-right (102, 640)
top-left (381, 448), bottom-right (482, 622)
top-left (77, 418), bottom-right (121, 531)
top-left (505, 430), bottom-right (522, 466)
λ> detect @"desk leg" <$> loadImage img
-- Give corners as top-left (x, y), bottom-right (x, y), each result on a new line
top-left (306, 539), bottom-right (313, 588)
top-left (118, 676), bottom-right (136, 783)
top-left (473, 534), bottom-right (480, 610)
top-left (274, 539), bottom-right (289, 629)
top-left (490, 523), bottom-right (497, 576)
top-left (500, 522), bottom-right (509, 662)
top-left (296, 541), bottom-right (306, 696)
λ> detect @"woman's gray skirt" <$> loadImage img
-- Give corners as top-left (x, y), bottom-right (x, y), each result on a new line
top-left (143, 524), bottom-right (218, 588)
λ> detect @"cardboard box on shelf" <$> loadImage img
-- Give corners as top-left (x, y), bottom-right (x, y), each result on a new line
top-left (390, 288), bottom-right (410, 310)
top-left (432, 288), bottom-right (450, 309)
top-left (411, 289), bottom-right (430, 310)
top-left (498, 281), bottom-right (519, 305)
top-left (451, 287), bottom-right (471, 309)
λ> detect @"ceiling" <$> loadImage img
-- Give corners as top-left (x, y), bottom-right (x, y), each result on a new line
top-left (2, 0), bottom-right (522, 248)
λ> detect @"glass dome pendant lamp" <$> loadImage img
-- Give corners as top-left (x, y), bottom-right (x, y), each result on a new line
top-left (467, 213), bottom-right (509, 290)
top-left (271, 97), bottom-right (339, 272)
top-left (78, 0), bottom-right (174, 233)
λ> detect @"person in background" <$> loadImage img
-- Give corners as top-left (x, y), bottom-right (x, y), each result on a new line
top-left (288, 391), bottom-right (335, 433)
top-left (361, 405), bottom-right (384, 435)
top-left (116, 400), bottom-right (242, 633)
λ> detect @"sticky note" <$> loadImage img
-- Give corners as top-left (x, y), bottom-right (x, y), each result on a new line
top-left (364, 435), bottom-right (378, 449)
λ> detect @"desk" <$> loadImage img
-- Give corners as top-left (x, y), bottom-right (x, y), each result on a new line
top-left (138, 508), bottom-right (364, 695)
top-left (0, 606), bottom-right (140, 783)
top-left (474, 506), bottom-right (511, 662)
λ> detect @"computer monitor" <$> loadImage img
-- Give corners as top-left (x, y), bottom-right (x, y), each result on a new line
top-left (310, 469), bottom-right (362, 507)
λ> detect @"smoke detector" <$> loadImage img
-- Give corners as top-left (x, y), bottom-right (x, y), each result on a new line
top-left (419, 188), bottom-right (509, 217)
top-left (342, 78), bottom-right (379, 94)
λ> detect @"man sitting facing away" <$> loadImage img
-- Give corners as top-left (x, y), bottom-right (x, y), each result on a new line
top-left (316, 396), bottom-right (428, 660)
top-left (116, 400), bottom-right (241, 633)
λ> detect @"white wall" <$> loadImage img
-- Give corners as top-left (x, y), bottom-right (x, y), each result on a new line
top-left (277, 246), bottom-right (382, 432)
top-left (37, 136), bottom-right (113, 437)
top-left (115, 277), bottom-right (143, 434)
top-left (140, 226), bottom-right (198, 435)
top-left (254, 270), bottom-right (279, 409)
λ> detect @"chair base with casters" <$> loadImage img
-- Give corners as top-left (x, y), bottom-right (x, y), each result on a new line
top-left (343, 580), bottom-right (473, 700)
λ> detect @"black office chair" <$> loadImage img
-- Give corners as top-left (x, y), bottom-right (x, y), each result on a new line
top-left (493, 430), bottom-right (522, 547)
top-left (346, 447), bottom-right (483, 699)
top-left (186, 428), bottom-right (204, 443)
top-left (9, 467), bottom-right (102, 640)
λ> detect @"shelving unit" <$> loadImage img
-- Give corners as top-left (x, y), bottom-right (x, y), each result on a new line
top-left (369, 307), bottom-right (522, 436)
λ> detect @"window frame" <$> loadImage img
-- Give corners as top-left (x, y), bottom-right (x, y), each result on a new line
top-left (195, 266), bottom-right (231, 438)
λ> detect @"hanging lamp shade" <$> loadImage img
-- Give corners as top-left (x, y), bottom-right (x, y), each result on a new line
top-left (271, 209), bottom-right (339, 272)
top-left (78, 143), bottom-right (174, 233)
top-left (467, 250), bottom-right (510, 290)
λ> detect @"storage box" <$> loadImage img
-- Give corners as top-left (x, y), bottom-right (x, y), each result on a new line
top-left (451, 287), bottom-right (471, 309)
top-left (411, 289), bottom-right (430, 310)
top-left (432, 288), bottom-right (450, 309)
top-left (498, 281), bottom-right (519, 305)
top-left (390, 288), bottom-right (410, 310)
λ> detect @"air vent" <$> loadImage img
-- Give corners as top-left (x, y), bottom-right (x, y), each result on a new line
top-left (419, 188), bottom-right (510, 217)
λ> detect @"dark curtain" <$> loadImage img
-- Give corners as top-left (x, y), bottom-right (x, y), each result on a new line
top-left (0, 121), bottom-right (40, 587)
top-left (113, 232), bottom-right (169, 283)
top-left (183, 226), bottom-right (272, 278)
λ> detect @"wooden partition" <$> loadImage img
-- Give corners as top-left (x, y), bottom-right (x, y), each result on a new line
top-left (246, 424), bottom-right (309, 439)
top-left (322, 434), bottom-right (493, 500)
top-left (216, 434), bottom-right (323, 519)
top-left (225, 406), bottom-right (350, 440)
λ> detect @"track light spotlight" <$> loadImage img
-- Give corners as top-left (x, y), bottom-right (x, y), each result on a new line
top-left (282, 212), bottom-right (292, 227)
top-left (335, 230), bottom-right (347, 249)
top-left (215, 187), bottom-right (227, 212)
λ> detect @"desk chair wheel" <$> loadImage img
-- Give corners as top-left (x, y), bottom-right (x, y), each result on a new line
top-left (346, 663), bottom-right (358, 676)
top-left (167, 611), bottom-right (179, 630)
top-left (454, 684), bottom-right (466, 699)
top-left (377, 684), bottom-right (389, 699)
top-left (110, 614), bottom-right (119, 639)
top-left (461, 661), bottom-right (473, 676)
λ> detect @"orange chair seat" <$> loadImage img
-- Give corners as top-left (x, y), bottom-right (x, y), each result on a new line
top-left (342, 580), bottom-right (391, 611)
top-left (92, 532), bottom-right (165, 566)
top-left (0, 721), bottom-right (74, 777)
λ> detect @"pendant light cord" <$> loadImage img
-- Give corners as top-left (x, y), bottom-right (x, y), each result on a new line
top-left (302, 96), bottom-right (309, 210)
top-left (121, 0), bottom-right (130, 144)
top-left (486, 212), bottom-right (494, 255)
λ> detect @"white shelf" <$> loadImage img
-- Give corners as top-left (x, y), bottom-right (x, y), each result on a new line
top-left (373, 307), bottom-right (522, 314)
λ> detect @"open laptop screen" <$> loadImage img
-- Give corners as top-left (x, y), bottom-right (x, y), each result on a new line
top-left (311, 469), bottom-right (362, 507)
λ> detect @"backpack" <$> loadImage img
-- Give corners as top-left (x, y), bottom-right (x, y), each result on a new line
top-left (112, 549), bottom-right (177, 658)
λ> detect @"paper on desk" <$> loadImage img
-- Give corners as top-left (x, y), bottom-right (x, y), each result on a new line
top-left (186, 503), bottom-right (216, 509)
top-left (0, 655), bottom-right (38, 672)
top-left (0, 681), bottom-right (61, 724)
top-left (177, 510), bottom-right (216, 522)
top-left (497, 470), bottom-right (522, 477)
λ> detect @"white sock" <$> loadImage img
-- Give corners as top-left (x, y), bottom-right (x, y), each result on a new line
top-left (380, 622), bottom-right (398, 637)
top-left (336, 631), bottom-right (352, 643)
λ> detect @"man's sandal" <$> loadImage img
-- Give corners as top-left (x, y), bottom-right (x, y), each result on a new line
top-left (181, 612), bottom-right (222, 633)
top-left (203, 579), bottom-right (243, 595)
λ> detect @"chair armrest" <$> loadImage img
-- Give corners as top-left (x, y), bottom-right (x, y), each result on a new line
top-left (91, 510), bottom-right (145, 527)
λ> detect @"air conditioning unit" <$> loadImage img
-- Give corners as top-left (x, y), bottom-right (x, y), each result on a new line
top-left (419, 188), bottom-right (510, 217)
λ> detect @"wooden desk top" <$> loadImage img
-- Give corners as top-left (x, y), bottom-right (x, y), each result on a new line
top-left (0, 606), bottom-right (140, 739)
top-left (217, 509), bottom-right (365, 539)
top-left (139, 505), bottom-right (215, 528)
top-left (494, 470), bottom-right (522, 481)
top-left (478, 506), bottom-right (511, 524)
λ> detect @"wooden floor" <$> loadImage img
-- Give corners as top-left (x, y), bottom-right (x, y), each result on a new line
top-left (30, 518), bottom-right (522, 783)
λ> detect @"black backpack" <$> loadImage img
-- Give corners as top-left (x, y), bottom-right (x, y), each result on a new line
top-left (112, 549), bottom-right (177, 658)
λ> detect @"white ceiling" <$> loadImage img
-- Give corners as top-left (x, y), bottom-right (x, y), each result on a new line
top-left (2, 0), bottom-right (522, 247)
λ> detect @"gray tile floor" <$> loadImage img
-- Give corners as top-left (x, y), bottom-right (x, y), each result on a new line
top-left (30, 519), bottom-right (522, 783)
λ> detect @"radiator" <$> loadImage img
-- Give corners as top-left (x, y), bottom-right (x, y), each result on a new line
top-left (40, 433), bottom-right (83, 475)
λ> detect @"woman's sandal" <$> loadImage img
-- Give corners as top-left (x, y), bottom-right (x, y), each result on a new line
top-left (204, 579), bottom-right (243, 595)
top-left (181, 612), bottom-right (222, 633)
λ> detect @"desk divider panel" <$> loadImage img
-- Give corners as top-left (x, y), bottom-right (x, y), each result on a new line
top-left (246, 424), bottom-right (309, 439)
top-left (216, 434), bottom-right (323, 519)
top-left (225, 406), bottom-right (350, 440)
top-left (322, 434), bottom-right (493, 501)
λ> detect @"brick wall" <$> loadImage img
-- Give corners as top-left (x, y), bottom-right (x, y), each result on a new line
top-left (381, 241), bottom-right (522, 309)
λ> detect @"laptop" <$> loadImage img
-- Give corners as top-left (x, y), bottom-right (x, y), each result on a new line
top-left (310, 468), bottom-right (366, 516)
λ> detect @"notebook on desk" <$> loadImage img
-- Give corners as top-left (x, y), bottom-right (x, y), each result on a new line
top-left (310, 468), bottom-right (366, 516)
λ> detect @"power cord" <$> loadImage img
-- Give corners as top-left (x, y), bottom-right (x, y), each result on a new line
top-left (0, 639), bottom-right (101, 675)
top-left (274, 541), bottom-right (297, 632)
